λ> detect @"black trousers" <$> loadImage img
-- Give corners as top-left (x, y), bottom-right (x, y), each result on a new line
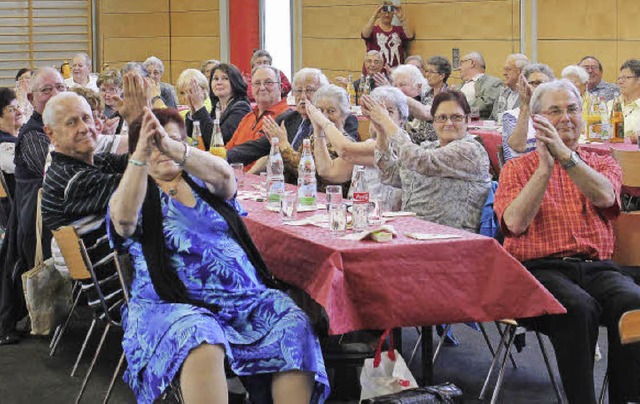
top-left (521, 258), bottom-right (640, 404)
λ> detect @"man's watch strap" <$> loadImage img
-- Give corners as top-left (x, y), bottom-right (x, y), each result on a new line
top-left (561, 151), bottom-right (581, 169)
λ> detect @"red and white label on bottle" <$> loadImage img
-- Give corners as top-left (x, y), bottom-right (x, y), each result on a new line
top-left (353, 191), bottom-right (369, 204)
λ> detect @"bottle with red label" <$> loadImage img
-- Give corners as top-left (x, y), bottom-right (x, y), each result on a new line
top-left (351, 165), bottom-right (369, 204)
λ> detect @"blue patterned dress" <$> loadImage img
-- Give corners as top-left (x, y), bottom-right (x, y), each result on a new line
top-left (107, 177), bottom-right (329, 403)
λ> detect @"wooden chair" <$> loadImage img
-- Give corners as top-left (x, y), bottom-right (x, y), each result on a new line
top-left (611, 147), bottom-right (640, 211)
top-left (619, 309), bottom-right (640, 345)
top-left (51, 226), bottom-right (123, 404)
top-left (612, 211), bottom-right (640, 266)
top-left (0, 170), bottom-right (10, 201)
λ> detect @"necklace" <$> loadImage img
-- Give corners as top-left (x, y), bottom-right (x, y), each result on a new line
top-left (157, 175), bottom-right (183, 197)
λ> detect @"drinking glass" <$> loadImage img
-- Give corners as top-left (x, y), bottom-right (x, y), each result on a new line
top-left (280, 191), bottom-right (298, 222)
top-left (329, 204), bottom-right (347, 237)
top-left (469, 107), bottom-right (480, 123)
top-left (230, 163), bottom-right (244, 188)
top-left (352, 202), bottom-right (369, 232)
top-left (325, 185), bottom-right (343, 211)
top-left (368, 196), bottom-right (382, 226)
top-left (259, 172), bottom-right (268, 200)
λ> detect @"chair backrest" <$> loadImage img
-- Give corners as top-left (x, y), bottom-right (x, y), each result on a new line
top-left (612, 212), bottom-right (640, 266)
top-left (619, 309), bottom-right (640, 345)
top-left (610, 148), bottom-right (640, 188)
top-left (114, 251), bottom-right (133, 303)
top-left (52, 226), bottom-right (92, 280)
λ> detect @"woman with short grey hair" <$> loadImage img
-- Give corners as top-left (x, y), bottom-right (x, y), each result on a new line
top-left (562, 65), bottom-right (589, 95)
top-left (143, 56), bottom-right (178, 108)
top-left (391, 64), bottom-right (433, 144)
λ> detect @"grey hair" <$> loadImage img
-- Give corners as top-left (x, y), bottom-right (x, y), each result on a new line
top-left (523, 63), bottom-right (555, 80)
top-left (176, 69), bottom-right (208, 92)
top-left (466, 52), bottom-right (486, 69)
top-left (405, 55), bottom-right (425, 70)
top-left (200, 59), bottom-right (220, 74)
top-left (42, 92), bottom-right (90, 128)
top-left (143, 56), bottom-right (164, 74)
top-left (293, 68), bottom-right (329, 88)
top-left (561, 65), bottom-right (589, 84)
top-left (30, 66), bottom-right (63, 93)
top-left (72, 52), bottom-right (92, 68)
top-left (312, 84), bottom-right (350, 116)
top-left (370, 85), bottom-right (409, 124)
top-left (365, 50), bottom-right (383, 60)
top-left (506, 53), bottom-right (530, 70)
top-left (250, 50), bottom-right (272, 67)
top-left (621, 59), bottom-right (640, 78)
top-left (251, 65), bottom-right (280, 81)
top-left (391, 64), bottom-right (427, 89)
top-left (121, 62), bottom-right (149, 78)
top-left (530, 79), bottom-right (582, 115)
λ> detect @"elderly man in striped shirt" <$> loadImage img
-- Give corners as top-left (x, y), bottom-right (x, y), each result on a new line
top-left (495, 79), bottom-right (640, 403)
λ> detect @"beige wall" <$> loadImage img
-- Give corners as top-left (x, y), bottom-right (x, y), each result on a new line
top-left (301, 0), bottom-right (640, 85)
top-left (97, 0), bottom-right (220, 84)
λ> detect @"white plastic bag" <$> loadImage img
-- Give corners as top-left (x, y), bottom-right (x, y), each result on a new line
top-left (360, 329), bottom-right (418, 401)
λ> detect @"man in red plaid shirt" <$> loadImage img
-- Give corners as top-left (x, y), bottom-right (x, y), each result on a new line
top-left (495, 79), bottom-right (640, 404)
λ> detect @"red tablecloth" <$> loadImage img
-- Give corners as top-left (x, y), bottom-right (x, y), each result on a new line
top-left (579, 139), bottom-right (639, 155)
top-left (239, 176), bottom-right (565, 334)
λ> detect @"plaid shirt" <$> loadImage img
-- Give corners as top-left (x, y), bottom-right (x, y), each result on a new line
top-left (494, 148), bottom-right (622, 261)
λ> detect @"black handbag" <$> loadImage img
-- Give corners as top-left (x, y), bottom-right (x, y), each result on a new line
top-left (360, 382), bottom-right (463, 404)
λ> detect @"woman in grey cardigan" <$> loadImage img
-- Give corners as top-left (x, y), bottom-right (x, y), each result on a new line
top-left (373, 89), bottom-right (491, 232)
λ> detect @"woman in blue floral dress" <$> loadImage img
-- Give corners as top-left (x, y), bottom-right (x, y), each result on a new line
top-left (108, 106), bottom-right (329, 403)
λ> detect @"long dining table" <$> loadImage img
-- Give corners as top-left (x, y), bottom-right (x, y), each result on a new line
top-left (237, 175), bottom-right (565, 384)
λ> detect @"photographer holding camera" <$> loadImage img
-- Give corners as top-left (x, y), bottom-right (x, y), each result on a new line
top-left (361, 1), bottom-right (414, 73)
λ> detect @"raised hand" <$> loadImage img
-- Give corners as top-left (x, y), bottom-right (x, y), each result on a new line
top-left (119, 72), bottom-right (150, 125)
top-left (187, 78), bottom-right (205, 113)
top-left (103, 116), bottom-right (119, 135)
top-left (516, 73), bottom-right (534, 106)
top-left (532, 114), bottom-right (571, 162)
top-left (372, 72), bottom-right (390, 87)
top-left (263, 115), bottom-right (290, 148)
top-left (305, 102), bottom-right (331, 134)
top-left (131, 108), bottom-right (158, 162)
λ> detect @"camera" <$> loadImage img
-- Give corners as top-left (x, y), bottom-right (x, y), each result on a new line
top-left (382, 5), bottom-right (396, 13)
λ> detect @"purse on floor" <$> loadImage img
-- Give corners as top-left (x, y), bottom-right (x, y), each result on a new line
top-left (360, 382), bottom-right (463, 404)
top-left (21, 189), bottom-right (72, 335)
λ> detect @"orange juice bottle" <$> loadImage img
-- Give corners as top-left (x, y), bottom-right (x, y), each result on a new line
top-left (209, 119), bottom-right (226, 158)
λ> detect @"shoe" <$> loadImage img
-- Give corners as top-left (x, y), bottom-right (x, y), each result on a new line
top-left (0, 331), bottom-right (20, 346)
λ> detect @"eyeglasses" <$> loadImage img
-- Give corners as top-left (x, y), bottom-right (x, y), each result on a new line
top-left (541, 105), bottom-right (581, 118)
top-left (581, 65), bottom-right (599, 72)
top-left (365, 59), bottom-right (383, 65)
top-left (617, 75), bottom-right (637, 81)
top-left (252, 80), bottom-right (280, 89)
top-left (425, 70), bottom-right (441, 74)
top-left (433, 114), bottom-right (466, 123)
top-left (36, 84), bottom-right (67, 95)
top-left (292, 88), bottom-right (317, 96)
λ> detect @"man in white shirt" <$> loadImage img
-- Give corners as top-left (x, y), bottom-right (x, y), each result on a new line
top-left (458, 52), bottom-right (503, 119)
top-left (491, 53), bottom-right (529, 123)
top-left (64, 52), bottom-right (98, 92)
top-left (614, 59), bottom-right (640, 140)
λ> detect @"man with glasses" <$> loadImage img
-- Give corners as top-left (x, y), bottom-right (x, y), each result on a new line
top-left (491, 53), bottom-right (530, 123)
top-left (458, 52), bottom-right (503, 119)
top-left (335, 51), bottom-right (388, 104)
top-left (495, 79), bottom-right (640, 403)
top-left (579, 56), bottom-right (618, 102)
top-left (225, 66), bottom-right (290, 158)
top-left (0, 67), bottom-right (66, 345)
top-left (614, 59), bottom-right (640, 140)
top-left (227, 68), bottom-right (359, 165)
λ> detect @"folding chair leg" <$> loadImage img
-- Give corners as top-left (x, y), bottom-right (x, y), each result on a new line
top-left (494, 321), bottom-right (518, 369)
top-left (76, 323), bottom-right (111, 404)
top-left (50, 282), bottom-right (83, 356)
top-left (408, 328), bottom-right (422, 367)
top-left (432, 324), bottom-right (452, 364)
top-left (535, 331), bottom-right (564, 404)
top-left (103, 351), bottom-right (125, 404)
top-left (71, 318), bottom-right (97, 377)
top-left (599, 372), bottom-right (608, 404)
top-left (479, 324), bottom-right (514, 400)
top-left (478, 323), bottom-right (496, 358)
top-left (489, 325), bottom-right (517, 404)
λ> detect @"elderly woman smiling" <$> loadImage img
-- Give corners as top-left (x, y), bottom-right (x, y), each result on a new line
top-left (374, 89), bottom-right (491, 231)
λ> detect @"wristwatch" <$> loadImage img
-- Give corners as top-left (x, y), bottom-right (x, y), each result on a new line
top-left (561, 151), bottom-right (581, 169)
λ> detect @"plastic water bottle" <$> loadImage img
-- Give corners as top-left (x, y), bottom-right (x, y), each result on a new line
top-left (297, 138), bottom-right (317, 206)
top-left (266, 137), bottom-right (285, 209)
